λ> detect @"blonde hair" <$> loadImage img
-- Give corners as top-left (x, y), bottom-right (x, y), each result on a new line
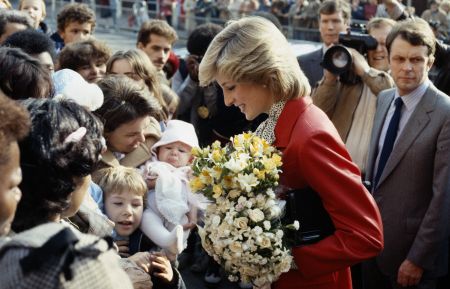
top-left (106, 49), bottom-right (168, 120)
top-left (366, 17), bottom-right (396, 34)
top-left (93, 166), bottom-right (147, 199)
top-left (199, 17), bottom-right (310, 100)
top-left (18, 0), bottom-right (46, 18)
top-left (161, 84), bottom-right (179, 115)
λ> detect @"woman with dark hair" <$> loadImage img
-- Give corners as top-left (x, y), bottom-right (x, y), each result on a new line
top-left (12, 99), bottom-right (104, 232)
top-left (95, 75), bottom-right (162, 169)
top-left (0, 98), bottom-right (133, 289)
top-left (0, 92), bottom-right (30, 237)
top-left (0, 47), bottom-right (53, 100)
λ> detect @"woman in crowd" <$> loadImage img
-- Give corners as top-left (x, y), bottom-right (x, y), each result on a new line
top-left (198, 16), bottom-right (384, 289)
top-left (95, 75), bottom-right (162, 169)
top-left (106, 49), bottom-right (168, 122)
top-left (0, 99), bottom-right (132, 288)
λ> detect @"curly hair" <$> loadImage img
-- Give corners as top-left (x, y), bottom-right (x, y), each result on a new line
top-left (12, 99), bottom-right (104, 232)
top-left (3, 29), bottom-right (56, 60)
top-left (0, 47), bottom-right (53, 99)
top-left (56, 3), bottom-right (95, 33)
top-left (0, 93), bottom-right (30, 166)
top-left (58, 39), bottom-right (111, 71)
top-left (95, 75), bottom-right (160, 132)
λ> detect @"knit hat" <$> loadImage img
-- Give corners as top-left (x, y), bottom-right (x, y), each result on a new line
top-left (151, 120), bottom-right (199, 155)
top-left (52, 69), bottom-right (104, 111)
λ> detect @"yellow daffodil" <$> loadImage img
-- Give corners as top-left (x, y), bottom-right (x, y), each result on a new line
top-left (190, 177), bottom-right (205, 192)
top-left (200, 169), bottom-right (213, 185)
top-left (211, 149), bottom-right (222, 162)
top-left (212, 185), bottom-right (223, 199)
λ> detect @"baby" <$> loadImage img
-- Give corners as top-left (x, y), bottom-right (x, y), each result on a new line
top-left (141, 120), bottom-right (201, 260)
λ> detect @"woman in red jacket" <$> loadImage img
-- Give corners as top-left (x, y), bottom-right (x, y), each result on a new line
top-left (198, 17), bottom-right (384, 289)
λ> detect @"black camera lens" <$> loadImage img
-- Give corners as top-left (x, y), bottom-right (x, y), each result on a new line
top-left (321, 45), bottom-right (353, 75)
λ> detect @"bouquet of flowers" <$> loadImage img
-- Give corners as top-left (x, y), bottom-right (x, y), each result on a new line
top-left (190, 133), bottom-right (298, 286)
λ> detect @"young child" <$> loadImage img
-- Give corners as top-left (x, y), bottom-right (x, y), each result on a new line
top-left (93, 165), bottom-right (185, 289)
top-left (141, 119), bottom-right (202, 260)
top-left (58, 39), bottom-right (112, 83)
top-left (93, 166), bottom-right (148, 252)
top-left (18, 0), bottom-right (50, 34)
top-left (50, 3), bottom-right (96, 52)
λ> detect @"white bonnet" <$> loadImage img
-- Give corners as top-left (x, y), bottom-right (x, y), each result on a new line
top-left (151, 120), bottom-right (199, 154)
top-left (52, 69), bottom-right (104, 111)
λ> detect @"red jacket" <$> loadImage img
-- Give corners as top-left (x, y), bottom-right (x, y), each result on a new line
top-left (273, 97), bottom-right (383, 289)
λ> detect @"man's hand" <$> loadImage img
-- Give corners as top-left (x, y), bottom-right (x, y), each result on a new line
top-left (348, 48), bottom-right (371, 77)
top-left (397, 259), bottom-right (423, 287)
top-left (115, 240), bottom-right (131, 258)
top-left (151, 252), bottom-right (174, 283)
top-left (128, 252), bottom-right (152, 273)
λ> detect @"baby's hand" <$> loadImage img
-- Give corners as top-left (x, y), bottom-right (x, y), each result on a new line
top-left (128, 252), bottom-right (152, 273)
top-left (150, 252), bottom-right (174, 283)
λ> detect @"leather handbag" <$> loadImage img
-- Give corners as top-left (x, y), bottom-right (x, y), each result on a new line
top-left (282, 187), bottom-right (335, 246)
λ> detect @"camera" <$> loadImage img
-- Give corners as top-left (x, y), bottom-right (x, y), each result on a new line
top-left (321, 28), bottom-right (378, 84)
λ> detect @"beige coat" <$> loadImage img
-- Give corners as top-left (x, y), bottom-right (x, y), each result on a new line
top-left (312, 68), bottom-right (394, 142)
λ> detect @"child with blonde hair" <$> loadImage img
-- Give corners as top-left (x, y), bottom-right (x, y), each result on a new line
top-left (94, 165), bottom-right (185, 288)
top-left (18, 0), bottom-right (50, 34)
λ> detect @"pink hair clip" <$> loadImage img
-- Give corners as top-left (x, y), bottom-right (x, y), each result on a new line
top-left (63, 127), bottom-right (87, 145)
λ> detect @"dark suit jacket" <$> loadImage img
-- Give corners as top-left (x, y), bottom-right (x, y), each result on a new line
top-left (366, 83), bottom-right (450, 277)
top-left (297, 48), bottom-right (323, 88)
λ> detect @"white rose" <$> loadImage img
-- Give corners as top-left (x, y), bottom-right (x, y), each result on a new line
top-left (252, 225), bottom-right (263, 235)
top-left (229, 241), bottom-right (243, 253)
top-left (212, 215), bottom-right (221, 226)
top-left (233, 217), bottom-right (248, 230)
top-left (263, 220), bottom-right (271, 230)
top-left (248, 208), bottom-right (265, 223)
top-left (268, 205), bottom-right (281, 218)
top-left (293, 220), bottom-right (300, 230)
top-left (259, 236), bottom-right (272, 248)
top-left (276, 229), bottom-right (284, 239)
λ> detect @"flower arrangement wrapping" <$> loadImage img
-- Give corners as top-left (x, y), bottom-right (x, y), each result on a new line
top-left (190, 133), bottom-right (298, 286)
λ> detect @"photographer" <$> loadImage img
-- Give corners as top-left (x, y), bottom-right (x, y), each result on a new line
top-left (297, 0), bottom-right (350, 87)
top-left (312, 17), bottom-right (396, 175)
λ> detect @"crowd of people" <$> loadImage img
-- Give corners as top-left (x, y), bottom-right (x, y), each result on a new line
top-left (0, 0), bottom-right (449, 289)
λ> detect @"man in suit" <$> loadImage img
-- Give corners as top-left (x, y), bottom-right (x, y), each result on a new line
top-left (297, 0), bottom-right (350, 88)
top-left (364, 18), bottom-right (450, 289)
